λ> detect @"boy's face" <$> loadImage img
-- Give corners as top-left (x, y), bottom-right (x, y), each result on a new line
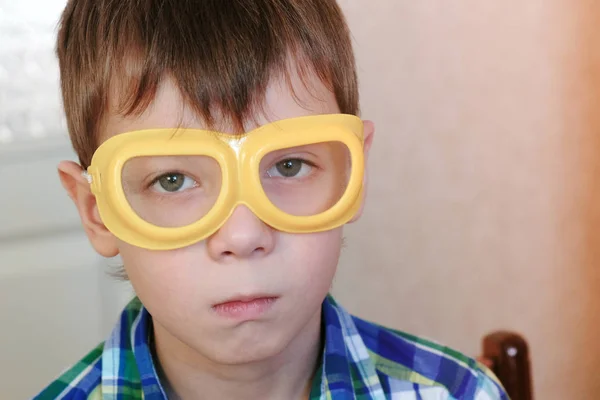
top-left (62, 66), bottom-right (374, 365)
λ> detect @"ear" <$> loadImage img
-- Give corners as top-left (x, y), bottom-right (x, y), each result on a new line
top-left (58, 160), bottom-right (119, 257)
top-left (349, 120), bottom-right (375, 223)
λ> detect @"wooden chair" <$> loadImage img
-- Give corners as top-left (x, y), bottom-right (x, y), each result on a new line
top-left (481, 331), bottom-right (533, 400)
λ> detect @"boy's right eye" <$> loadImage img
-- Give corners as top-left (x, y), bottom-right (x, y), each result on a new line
top-left (151, 173), bottom-right (198, 193)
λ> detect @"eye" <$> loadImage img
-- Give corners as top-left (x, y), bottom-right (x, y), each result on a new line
top-left (266, 159), bottom-right (314, 179)
top-left (151, 172), bottom-right (197, 193)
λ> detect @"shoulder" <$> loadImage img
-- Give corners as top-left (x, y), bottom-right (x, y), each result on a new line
top-left (351, 315), bottom-right (509, 400)
top-left (33, 297), bottom-right (148, 400)
top-left (33, 343), bottom-right (104, 400)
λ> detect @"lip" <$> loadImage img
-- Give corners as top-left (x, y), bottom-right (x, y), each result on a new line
top-left (216, 294), bottom-right (278, 304)
top-left (212, 295), bottom-right (278, 320)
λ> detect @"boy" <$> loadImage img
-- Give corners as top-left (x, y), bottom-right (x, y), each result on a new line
top-left (35, 1), bottom-right (508, 399)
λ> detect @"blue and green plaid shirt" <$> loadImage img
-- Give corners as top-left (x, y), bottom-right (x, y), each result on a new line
top-left (34, 296), bottom-right (508, 399)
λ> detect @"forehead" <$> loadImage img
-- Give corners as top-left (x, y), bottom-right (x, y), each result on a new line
top-left (101, 65), bottom-right (341, 142)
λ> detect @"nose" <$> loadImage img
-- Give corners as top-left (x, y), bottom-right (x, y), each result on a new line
top-left (206, 205), bottom-right (275, 261)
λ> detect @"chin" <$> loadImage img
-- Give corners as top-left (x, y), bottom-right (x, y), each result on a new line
top-left (203, 330), bottom-right (290, 365)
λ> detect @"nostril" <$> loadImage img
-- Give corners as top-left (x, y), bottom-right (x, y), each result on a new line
top-left (220, 246), bottom-right (267, 259)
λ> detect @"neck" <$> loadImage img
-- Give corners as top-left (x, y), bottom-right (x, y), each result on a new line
top-left (151, 311), bottom-right (323, 400)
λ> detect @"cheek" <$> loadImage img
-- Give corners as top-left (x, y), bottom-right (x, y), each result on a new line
top-left (117, 242), bottom-right (212, 312)
top-left (280, 229), bottom-right (343, 294)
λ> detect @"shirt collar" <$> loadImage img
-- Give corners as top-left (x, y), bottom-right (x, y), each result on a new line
top-left (102, 296), bottom-right (386, 400)
top-left (316, 296), bottom-right (386, 399)
top-left (102, 297), bottom-right (165, 399)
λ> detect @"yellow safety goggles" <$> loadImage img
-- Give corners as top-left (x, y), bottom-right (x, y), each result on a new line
top-left (84, 114), bottom-right (364, 250)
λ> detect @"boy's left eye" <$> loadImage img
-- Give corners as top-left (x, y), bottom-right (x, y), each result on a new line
top-left (266, 159), bottom-right (313, 178)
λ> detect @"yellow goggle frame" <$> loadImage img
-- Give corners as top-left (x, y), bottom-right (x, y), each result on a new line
top-left (86, 114), bottom-right (365, 250)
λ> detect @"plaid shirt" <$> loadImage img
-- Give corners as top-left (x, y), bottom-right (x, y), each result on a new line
top-left (34, 296), bottom-right (508, 400)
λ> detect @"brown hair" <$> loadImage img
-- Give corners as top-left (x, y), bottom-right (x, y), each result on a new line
top-left (56, 0), bottom-right (359, 168)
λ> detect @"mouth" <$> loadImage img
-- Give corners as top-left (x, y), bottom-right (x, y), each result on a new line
top-left (212, 295), bottom-right (279, 320)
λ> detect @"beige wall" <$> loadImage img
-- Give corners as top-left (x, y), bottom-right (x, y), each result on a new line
top-left (333, 1), bottom-right (600, 399)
